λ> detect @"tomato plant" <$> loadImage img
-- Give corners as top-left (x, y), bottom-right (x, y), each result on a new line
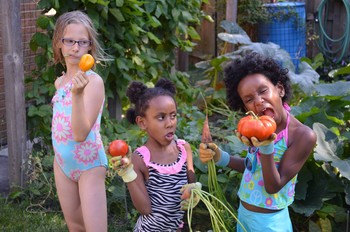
top-left (237, 111), bottom-right (276, 141)
top-left (108, 140), bottom-right (129, 157)
top-left (79, 54), bottom-right (94, 72)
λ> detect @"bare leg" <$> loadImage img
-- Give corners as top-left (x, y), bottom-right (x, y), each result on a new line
top-left (54, 159), bottom-right (85, 232)
top-left (79, 166), bottom-right (107, 232)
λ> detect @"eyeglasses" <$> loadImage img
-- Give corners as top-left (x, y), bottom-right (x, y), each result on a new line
top-left (244, 147), bottom-right (258, 173)
top-left (61, 38), bottom-right (91, 47)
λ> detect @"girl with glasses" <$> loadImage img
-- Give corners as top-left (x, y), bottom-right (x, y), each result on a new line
top-left (199, 52), bottom-right (317, 232)
top-left (51, 10), bottom-right (110, 232)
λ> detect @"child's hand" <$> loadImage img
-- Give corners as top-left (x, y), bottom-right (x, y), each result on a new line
top-left (110, 146), bottom-right (137, 182)
top-left (251, 133), bottom-right (277, 147)
top-left (235, 131), bottom-right (253, 147)
top-left (236, 131), bottom-right (276, 154)
top-left (180, 182), bottom-right (202, 210)
top-left (71, 71), bottom-right (89, 94)
top-left (199, 143), bottom-right (220, 163)
top-left (251, 133), bottom-right (277, 155)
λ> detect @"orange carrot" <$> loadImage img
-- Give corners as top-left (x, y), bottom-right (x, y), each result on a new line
top-left (202, 113), bottom-right (213, 143)
top-left (201, 93), bottom-right (212, 144)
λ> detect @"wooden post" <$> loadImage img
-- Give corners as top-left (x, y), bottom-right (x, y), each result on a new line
top-left (226, 0), bottom-right (238, 23)
top-left (225, 0), bottom-right (238, 53)
top-left (1, 0), bottom-right (27, 189)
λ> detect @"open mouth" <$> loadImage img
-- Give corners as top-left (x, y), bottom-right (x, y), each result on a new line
top-left (165, 132), bottom-right (174, 140)
top-left (262, 108), bottom-right (275, 119)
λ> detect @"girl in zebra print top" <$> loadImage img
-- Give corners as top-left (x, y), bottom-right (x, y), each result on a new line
top-left (113, 78), bottom-right (199, 231)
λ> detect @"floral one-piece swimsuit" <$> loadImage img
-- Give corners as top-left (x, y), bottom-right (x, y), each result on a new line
top-left (51, 71), bottom-right (107, 181)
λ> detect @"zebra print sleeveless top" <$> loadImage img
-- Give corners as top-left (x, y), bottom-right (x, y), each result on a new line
top-left (133, 139), bottom-right (188, 232)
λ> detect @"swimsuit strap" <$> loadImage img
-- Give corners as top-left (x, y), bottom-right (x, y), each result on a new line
top-left (276, 111), bottom-right (290, 145)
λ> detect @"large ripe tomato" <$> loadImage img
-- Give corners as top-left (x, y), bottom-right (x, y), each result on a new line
top-left (79, 54), bottom-right (95, 72)
top-left (237, 111), bottom-right (276, 141)
top-left (108, 140), bottom-right (129, 157)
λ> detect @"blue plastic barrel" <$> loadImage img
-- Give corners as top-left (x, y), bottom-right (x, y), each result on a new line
top-left (257, 2), bottom-right (306, 71)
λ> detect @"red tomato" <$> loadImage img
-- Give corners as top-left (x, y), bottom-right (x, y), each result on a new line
top-left (237, 111), bottom-right (276, 141)
top-left (108, 140), bottom-right (129, 157)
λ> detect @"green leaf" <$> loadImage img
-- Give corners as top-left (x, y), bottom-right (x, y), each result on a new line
top-left (294, 165), bottom-right (313, 200)
top-left (36, 16), bottom-right (50, 29)
top-left (132, 55), bottom-right (143, 66)
top-left (148, 16), bottom-right (162, 28)
top-left (181, 11), bottom-right (194, 21)
top-left (194, 156), bottom-right (208, 173)
top-left (115, 0), bottom-right (124, 7)
top-left (187, 26), bottom-right (200, 40)
top-left (130, 23), bottom-right (141, 36)
top-left (216, 173), bottom-right (229, 183)
top-left (308, 220), bottom-right (321, 232)
top-left (147, 32), bottom-right (161, 44)
top-left (218, 32), bottom-right (252, 45)
top-left (171, 8), bottom-right (180, 20)
top-left (328, 65), bottom-right (350, 78)
top-left (31, 33), bottom-right (51, 49)
top-left (291, 176), bottom-right (333, 216)
top-left (155, 5), bottom-right (163, 18)
top-left (116, 58), bottom-right (129, 70)
top-left (315, 81), bottom-right (350, 96)
top-left (144, 1), bottom-right (157, 13)
top-left (318, 218), bottom-right (332, 232)
top-left (325, 113), bottom-right (345, 125)
top-left (109, 8), bottom-right (125, 22)
top-left (31, 188), bottom-right (41, 196)
top-left (313, 123), bottom-right (350, 180)
top-left (27, 105), bottom-right (39, 117)
top-left (148, 66), bottom-right (158, 78)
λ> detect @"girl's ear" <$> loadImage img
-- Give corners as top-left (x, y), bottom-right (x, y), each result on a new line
top-left (136, 116), bottom-right (146, 130)
top-left (277, 81), bottom-right (285, 97)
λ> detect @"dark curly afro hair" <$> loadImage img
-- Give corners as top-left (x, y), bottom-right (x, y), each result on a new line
top-left (223, 52), bottom-right (292, 112)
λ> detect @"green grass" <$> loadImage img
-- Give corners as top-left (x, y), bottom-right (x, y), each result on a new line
top-left (0, 197), bottom-right (132, 232)
top-left (0, 197), bottom-right (212, 232)
top-left (0, 198), bottom-right (67, 232)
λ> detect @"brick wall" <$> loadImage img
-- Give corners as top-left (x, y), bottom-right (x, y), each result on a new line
top-left (0, 1), bottom-right (42, 146)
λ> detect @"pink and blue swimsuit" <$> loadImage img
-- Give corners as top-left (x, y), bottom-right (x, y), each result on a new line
top-left (51, 71), bottom-right (107, 182)
top-left (237, 111), bottom-right (294, 231)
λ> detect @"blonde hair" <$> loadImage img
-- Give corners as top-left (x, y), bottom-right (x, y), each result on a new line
top-left (52, 10), bottom-right (111, 66)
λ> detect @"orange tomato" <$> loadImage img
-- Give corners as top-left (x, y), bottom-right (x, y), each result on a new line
top-left (108, 140), bottom-right (129, 157)
top-left (237, 111), bottom-right (276, 141)
top-left (79, 54), bottom-right (95, 72)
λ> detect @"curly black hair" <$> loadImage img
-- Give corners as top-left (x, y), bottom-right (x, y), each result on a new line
top-left (125, 78), bottom-right (177, 124)
top-left (223, 52), bottom-right (292, 112)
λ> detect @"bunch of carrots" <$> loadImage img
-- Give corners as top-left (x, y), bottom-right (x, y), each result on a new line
top-left (186, 96), bottom-right (246, 232)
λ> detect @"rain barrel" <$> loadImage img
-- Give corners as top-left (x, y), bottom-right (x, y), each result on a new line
top-left (257, 2), bottom-right (306, 72)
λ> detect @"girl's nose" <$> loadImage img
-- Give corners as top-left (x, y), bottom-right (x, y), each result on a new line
top-left (255, 96), bottom-right (264, 106)
top-left (166, 117), bottom-right (175, 128)
top-left (72, 43), bottom-right (80, 51)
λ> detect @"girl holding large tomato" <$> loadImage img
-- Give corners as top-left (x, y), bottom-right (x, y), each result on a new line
top-left (199, 52), bottom-right (317, 232)
top-left (111, 78), bottom-right (201, 231)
